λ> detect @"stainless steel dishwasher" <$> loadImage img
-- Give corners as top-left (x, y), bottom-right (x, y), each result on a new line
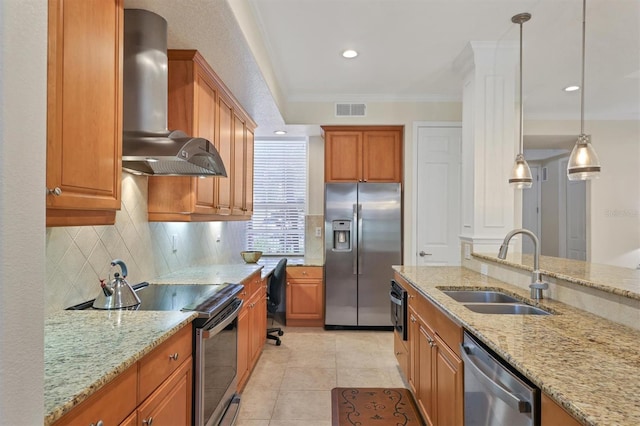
top-left (461, 332), bottom-right (539, 426)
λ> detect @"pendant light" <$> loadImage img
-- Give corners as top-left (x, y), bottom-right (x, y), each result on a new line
top-left (509, 13), bottom-right (533, 189)
top-left (567, 0), bottom-right (601, 180)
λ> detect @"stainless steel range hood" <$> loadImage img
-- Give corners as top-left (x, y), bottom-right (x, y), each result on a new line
top-left (122, 9), bottom-right (227, 177)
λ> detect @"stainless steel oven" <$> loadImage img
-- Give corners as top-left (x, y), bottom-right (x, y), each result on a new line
top-left (195, 297), bottom-right (243, 426)
top-left (390, 279), bottom-right (407, 340)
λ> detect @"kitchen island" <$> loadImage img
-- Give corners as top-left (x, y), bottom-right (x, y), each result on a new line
top-left (393, 265), bottom-right (640, 425)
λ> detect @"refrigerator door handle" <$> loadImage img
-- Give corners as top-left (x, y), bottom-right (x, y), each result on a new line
top-left (357, 203), bottom-right (363, 274)
top-left (353, 203), bottom-right (358, 275)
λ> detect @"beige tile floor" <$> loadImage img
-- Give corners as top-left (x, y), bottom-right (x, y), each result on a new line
top-left (236, 324), bottom-right (407, 426)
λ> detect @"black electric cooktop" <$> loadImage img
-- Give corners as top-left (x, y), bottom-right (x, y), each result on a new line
top-left (67, 282), bottom-right (243, 320)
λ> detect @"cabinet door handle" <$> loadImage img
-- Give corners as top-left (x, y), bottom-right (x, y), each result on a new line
top-left (90, 421), bottom-right (104, 426)
top-left (47, 186), bottom-right (62, 196)
top-left (143, 417), bottom-right (153, 425)
top-left (168, 352), bottom-right (179, 361)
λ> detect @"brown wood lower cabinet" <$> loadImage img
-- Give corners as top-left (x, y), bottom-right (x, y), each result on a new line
top-left (396, 273), bottom-right (463, 426)
top-left (393, 330), bottom-right (409, 380)
top-left (135, 358), bottom-right (192, 426)
top-left (285, 266), bottom-right (324, 327)
top-left (237, 271), bottom-right (267, 391)
top-left (541, 393), bottom-right (582, 426)
top-left (53, 324), bottom-right (192, 426)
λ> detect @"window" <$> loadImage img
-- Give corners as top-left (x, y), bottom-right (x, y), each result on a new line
top-left (247, 138), bottom-right (307, 255)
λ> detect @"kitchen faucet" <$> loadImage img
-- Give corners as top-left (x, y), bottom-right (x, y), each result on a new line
top-left (497, 228), bottom-right (549, 300)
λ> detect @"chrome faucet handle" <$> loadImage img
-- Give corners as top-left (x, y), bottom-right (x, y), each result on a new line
top-left (529, 281), bottom-right (549, 300)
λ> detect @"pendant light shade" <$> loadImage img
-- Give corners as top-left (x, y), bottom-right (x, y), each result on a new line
top-left (508, 13), bottom-right (533, 190)
top-left (567, 0), bottom-right (601, 180)
top-left (510, 153), bottom-right (534, 189)
top-left (567, 134), bottom-right (601, 180)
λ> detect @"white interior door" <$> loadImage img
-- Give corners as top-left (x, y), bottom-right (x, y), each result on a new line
top-left (416, 126), bottom-right (462, 266)
top-left (522, 166), bottom-right (541, 254)
top-left (565, 169), bottom-right (587, 260)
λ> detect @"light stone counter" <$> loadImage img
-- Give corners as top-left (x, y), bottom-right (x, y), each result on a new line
top-left (473, 252), bottom-right (640, 300)
top-left (148, 263), bottom-right (263, 285)
top-left (44, 310), bottom-right (196, 425)
top-left (393, 265), bottom-right (640, 426)
top-left (45, 264), bottom-right (264, 425)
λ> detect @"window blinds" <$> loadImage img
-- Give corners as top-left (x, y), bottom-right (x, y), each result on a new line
top-left (247, 139), bottom-right (307, 255)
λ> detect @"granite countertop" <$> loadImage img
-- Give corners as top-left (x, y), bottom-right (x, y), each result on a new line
top-left (45, 264), bottom-right (265, 425)
top-left (148, 263), bottom-right (263, 285)
top-left (256, 257), bottom-right (324, 279)
top-left (393, 265), bottom-right (640, 426)
top-left (257, 256), bottom-right (324, 269)
top-left (44, 310), bottom-right (196, 425)
top-left (473, 252), bottom-right (640, 300)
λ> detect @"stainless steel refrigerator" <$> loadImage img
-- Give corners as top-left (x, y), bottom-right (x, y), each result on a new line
top-left (324, 183), bottom-right (402, 327)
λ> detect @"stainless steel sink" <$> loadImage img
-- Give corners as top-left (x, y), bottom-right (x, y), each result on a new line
top-left (442, 290), bottom-right (521, 304)
top-left (463, 303), bottom-right (551, 316)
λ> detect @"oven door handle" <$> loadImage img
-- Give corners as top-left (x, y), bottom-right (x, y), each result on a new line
top-left (390, 291), bottom-right (403, 306)
top-left (202, 299), bottom-right (244, 340)
top-left (460, 344), bottom-right (532, 413)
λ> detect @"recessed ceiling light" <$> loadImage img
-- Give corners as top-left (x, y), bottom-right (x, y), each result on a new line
top-left (342, 49), bottom-right (358, 59)
top-left (274, 130), bottom-right (287, 135)
top-left (564, 85), bottom-right (580, 92)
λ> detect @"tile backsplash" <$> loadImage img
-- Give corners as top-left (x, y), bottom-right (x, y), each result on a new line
top-left (45, 174), bottom-right (247, 314)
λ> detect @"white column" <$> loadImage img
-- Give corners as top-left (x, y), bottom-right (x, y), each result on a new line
top-left (455, 41), bottom-right (520, 254)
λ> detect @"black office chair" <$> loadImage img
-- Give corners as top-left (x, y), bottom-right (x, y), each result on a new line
top-left (266, 258), bottom-right (287, 346)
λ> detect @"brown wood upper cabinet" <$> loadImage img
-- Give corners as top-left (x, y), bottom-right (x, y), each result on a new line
top-left (147, 50), bottom-right (256, 222)
top-left (322, 126), bottom-right (403, 183)
top-left (46, 0), bottom-right (123, 227)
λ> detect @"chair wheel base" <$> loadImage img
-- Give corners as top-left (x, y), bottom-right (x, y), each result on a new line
top-left (267, 327), bottom-right (284, 346)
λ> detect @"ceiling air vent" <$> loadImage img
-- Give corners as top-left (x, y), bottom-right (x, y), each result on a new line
top-left (335, 103), bottom-right (366, 117)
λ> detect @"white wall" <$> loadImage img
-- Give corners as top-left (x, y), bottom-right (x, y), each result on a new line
top-left (307, 135), bottom-right (325, 215)
top-left (527, 120), bottom-right (640, 268)
top-left (0, 1), bottom-right (46, 423)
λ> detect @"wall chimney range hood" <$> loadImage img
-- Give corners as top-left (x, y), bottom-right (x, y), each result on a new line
top-left (122, 9), bottom-right (227, 177)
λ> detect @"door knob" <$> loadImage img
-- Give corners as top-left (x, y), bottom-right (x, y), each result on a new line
top-left (419, 251), bottom-right (432, 257)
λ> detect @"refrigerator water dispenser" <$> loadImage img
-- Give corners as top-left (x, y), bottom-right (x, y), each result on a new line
top-left (332, 220), bottom-right (351, 251)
